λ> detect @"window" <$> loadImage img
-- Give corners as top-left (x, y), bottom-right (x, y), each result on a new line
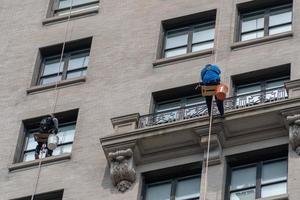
top-left (143, 163), bottom-right (201, 200)
top-left (152, 83), bottom-right (206, 124)
top-left (51, 0), bottom-right (99, 16)
top-left (17, 109), bottom-right (78, 163)
top-left (35, 37), bottom-right (92, 86)
top-left (11, 189), bottom-right (63, 200)
top-left (229, 158), bottom-right (287, 199)
top-left (239, 4), bottom-right (292, 41)
top-left (160, 10), bottom-right (216, 59)
top-left (235, 77), bottom-right (288, 107)
top-left (164, 23), bottom-right (215, 58)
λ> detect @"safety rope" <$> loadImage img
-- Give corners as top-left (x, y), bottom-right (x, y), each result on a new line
top-left (30, 1), bottom-right (74, 199)
top-left (201, 0), bottom-right (225, 198)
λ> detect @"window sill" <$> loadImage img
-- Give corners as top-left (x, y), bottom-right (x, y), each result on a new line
top-left (153, 49), bottom-right (213, 67)
top-left (231, 31), bottom-right (293, 50)
top-left (8, 153), bottom-right (71, 172)
top-left (257, 194), bottom-right (288, 200)
top-left (42, 6), bottom-right (99, 25)
top-left (27, 76), bottom-right (86, 94)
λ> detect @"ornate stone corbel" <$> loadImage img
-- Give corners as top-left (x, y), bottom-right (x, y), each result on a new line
top-left (108, 148), bottom-right (136, 192)
top-left (199, 134), bottom-right (222, 166)
top-left (287, 114), bottom-right (300, 155)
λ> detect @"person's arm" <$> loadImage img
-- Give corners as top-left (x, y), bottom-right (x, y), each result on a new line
top-left (52, 117), bottom-right (59, 134)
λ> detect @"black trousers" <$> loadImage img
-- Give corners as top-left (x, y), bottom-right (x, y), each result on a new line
top-left (205, 96), bottom-right (224, 116)
top-left (35, 142), bottom-right (53, 157)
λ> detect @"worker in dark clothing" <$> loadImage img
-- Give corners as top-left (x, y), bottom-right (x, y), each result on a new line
top-left (200, 64), bottom-right (224, 117)
top-left (34, 115), bottom-right (58, 159)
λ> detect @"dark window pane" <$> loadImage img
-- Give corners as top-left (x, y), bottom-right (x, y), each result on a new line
top-left (59, 0), bottom-right (96, 9)
top-left (165, 29), bottom-right (189, 50)
top-left (40, 75), bottom-right (62, 85)
top-left (43, 59), bottom-right (64, 76)
top-left (145, 182), bottom-right (172, 200)
top-left (230, 167), bottom-right (256, 190)
top-left (175, 176), bottom-right (200, 200)
top-left (230, 189), bottom-right (255, 200)
top-left (192, 27), bottom-right (215, 44)
top-left (269, 10), bottom-right (292, 27)
top-left (165, 47), bottom-right (187, 58)
top-left (192, 41), bottom-right (214, 52)
top-left (241, 30), bottom-right (264, 41)
top-left (262, 160), bottom-right (287, 184)
top-left (269, 24), bottom-right (292, 35)
top-left (241, 15), bottom-right (264, 33)
top-left (261, 182), bottom-right (287, 198)
top-left (68, 54), bottom-right (89, 70)
top-left (66, 69), bottom-right (87, 79)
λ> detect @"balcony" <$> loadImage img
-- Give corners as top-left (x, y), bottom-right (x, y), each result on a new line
top-left (139, 87), bottom-right (288, 128)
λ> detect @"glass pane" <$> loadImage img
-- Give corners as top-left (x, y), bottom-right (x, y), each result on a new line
top-left (57, 124), bottom-right (76, 144)
top-left (23, 152), bottom-right (35, 162)
top-left (59, 0), bottom-right (95, 9)
top-left (186, 96), bottom-right (205, 106)
top-left (266, 79), bottom-right (286, 90)
top-left (261, 182), bottom-right (287, 198)
top-left (67, 69), bottom-right (87, 79)
top-left (241, 30), bottom-right (264, 41)
top-left (145, 182), bottom-right (171, 200)
top-left (230, 167), bottom-right (256, 190)
top-left (165, 47), bottom-right (187, 58)
top-left (175, 176), bottom-right (200, 200)
top-left (165, 29), bottom-right (188, 49)
top-left (270, 10), bottom-right (292, 27)
top-left (156, 101), bottom-right (181, 112)
top-left (68, 54), bottom-right (89, 70)
top-left (40, 75), bottom-right (62, 85)
top-left (43, 59), bottom-right (64, 76)
top-left (242, 15), bottom-right (264, 33)
top-left (25, 134), bottom-right (38, 151)
top-left (236, 84), bottom-right (261, 96)
top-left (269, 24), bottom-right (292, 35)
top-left (262, 160), bottom-right (287, 184)
top-left (192, 41), bottom-right (214, 52)
top-left (192, 27), bottom-right (215, 43)
top-left (52, 144), bottom-right (73, 156)
top-left (230, 189), bottom-right (255, 200)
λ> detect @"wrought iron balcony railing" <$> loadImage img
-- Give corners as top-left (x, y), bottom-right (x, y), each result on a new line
top-left (138, 87), bottom-right (288, 128)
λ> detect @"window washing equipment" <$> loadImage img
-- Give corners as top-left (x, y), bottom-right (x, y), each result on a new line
top-left (201, 83), bottom-right (228, 100)
top-left (47, 134), bottom-right (59, 150)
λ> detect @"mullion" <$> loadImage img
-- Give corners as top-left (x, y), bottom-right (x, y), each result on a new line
top-left (230, 185), bottom-right (256, 193)
top-left (241, 28), bottom-right (264, 35)
top-left (256, 163), bottom-right (262, 199)
top-left (170, 180), bottom-right (177, 200)
top-left (62, 54), bottom-right (70, 80)
top-left (269, 22), bottom-right (292, 29)
top-left (165, 44), bottom-right (188, 51)
top-left (261, 179), bottom-right (287, 188)
top-left (264, 10), bottom-right (270, 36)
top-left (186, 28), bottom-right (193, 53)
top-left (67, 66), bottom-right (88, 74)
top-left (40, 72), bottom-right (63, 79)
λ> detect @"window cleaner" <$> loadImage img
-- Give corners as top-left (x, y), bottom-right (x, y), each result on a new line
top-left (33, 115), bottom-right (59, 159)
top-left (199, 64), bottom-right (227, 117)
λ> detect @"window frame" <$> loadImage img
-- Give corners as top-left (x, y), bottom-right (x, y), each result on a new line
top-left (144, 174), bottom-right (201, 200)
top-left (22, 121), bottom-right (76, 162)
top-left (38, 48), bottom-right (90, 85)
top-left (228, 157), bottom-right (288, 200)
top-left (238, 4), bottom-right (292, 42)
top-left (162, 21), bottom-right (215, 58)
top-left (51, 0), bottom-right (99, 16)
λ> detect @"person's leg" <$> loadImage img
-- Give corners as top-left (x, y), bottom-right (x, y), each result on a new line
top-left (35, 142), bottom-right (42, 159)
top-left (46, 144), bottom-right (53, 157)
top-left (215, 98), bottom-right (224, 116)
top-left (205, 96), bottom-right (213, 116)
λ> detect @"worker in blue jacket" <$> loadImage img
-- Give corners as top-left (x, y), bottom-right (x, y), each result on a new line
top-left (200, 64), bottom-right (224, 117)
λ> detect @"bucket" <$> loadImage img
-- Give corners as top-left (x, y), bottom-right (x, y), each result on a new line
top-left (216, 84), bottom-right (228, 100)
top-left (47, 134), bottom-right (59, 150)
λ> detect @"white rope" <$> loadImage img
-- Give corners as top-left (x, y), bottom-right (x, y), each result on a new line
top-left (30, 1), bottom-right (74, 199)
top-left (201, 97), bottom-right (214, 200)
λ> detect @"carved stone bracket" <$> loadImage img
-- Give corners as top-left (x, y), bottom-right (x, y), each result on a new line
top-left (108, 148), bottom-right (136, 192)
top-left (287, 114), bottom-right (300, 155)
top-left (199, 134), bottom-right (222, 166)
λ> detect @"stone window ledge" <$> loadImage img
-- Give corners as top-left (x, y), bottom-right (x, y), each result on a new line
top-left (8, 153), bottom-right (71, 172)
top-left (257, 194), bottom-right (288, 200)
top-left (153, 49), bottom-right (213, 67)
top-left (42, 6), bottom-right (99, 26)
top-left (231, 31), bottom-right (293, 50)
top-left (27, 76), bottom-right (86, 94)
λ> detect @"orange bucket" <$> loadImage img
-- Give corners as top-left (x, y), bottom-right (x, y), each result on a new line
top-left (216, 84), bottom-right (228, 100)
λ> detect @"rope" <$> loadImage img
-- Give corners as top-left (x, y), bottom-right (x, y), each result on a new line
top-left (30, 1), bottom-right (74, 199)
top-left (201, 97), bottom-right (214, 200)
top-left (51, 0), bottom-right (74, 114)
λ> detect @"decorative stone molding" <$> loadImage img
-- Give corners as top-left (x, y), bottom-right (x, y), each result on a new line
top-left (108, 148), bottom-right (136, 192)
top-left (285, 79), bottom-right (300, 98)
top-left (287, 114), bottom-right (300, 155)
top-left (111, 113), bottom-right (140, 134)
top-left (199, 134), bottom-right (222, 166)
